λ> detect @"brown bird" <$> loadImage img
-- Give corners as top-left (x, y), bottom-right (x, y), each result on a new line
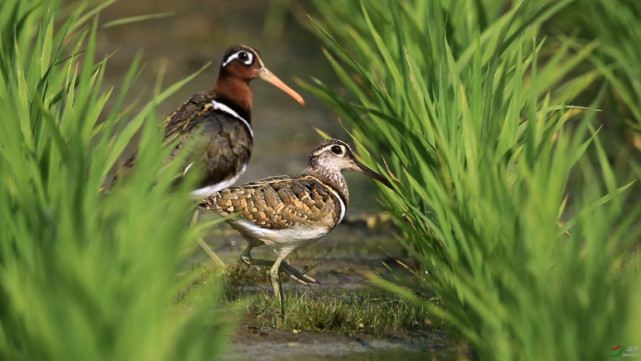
top-left (120, 45), bottom-right (305, 197)
top-left (199, 139), bottom-right (393, 299)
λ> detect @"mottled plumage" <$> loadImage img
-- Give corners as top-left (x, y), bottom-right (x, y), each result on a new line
top-left (200, 139), bottom-right (393, 299)
top-left (207, 175), bottom-right (342, 229)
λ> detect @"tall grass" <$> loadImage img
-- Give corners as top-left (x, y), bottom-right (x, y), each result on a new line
top-left (0, 1), bottom-right (232, 360)
top-left (560, 0), bottom-right (641, 181)
top-left (305, 1), bottom-right (641, 360)
top-left (570, 0), bottom-right (641, 133)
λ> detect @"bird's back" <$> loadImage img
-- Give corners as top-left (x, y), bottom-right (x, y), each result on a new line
top-left (200, 174), bottom-right (345, 250)
top-left (163, 93), bottom-right (253, 196)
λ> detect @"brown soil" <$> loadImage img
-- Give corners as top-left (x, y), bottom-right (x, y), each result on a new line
top-left (196, 216), bottom-right (461, 361)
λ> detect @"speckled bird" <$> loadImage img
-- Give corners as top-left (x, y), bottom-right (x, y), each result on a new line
top-left (199, 139), bottom-right (393, 299)
top-left (119, 45), bottom-right (305, 198)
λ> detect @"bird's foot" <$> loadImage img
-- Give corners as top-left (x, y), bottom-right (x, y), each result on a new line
top-left (240, 254), bottom-right (252, 266)
top-left (280, 261), bottom-right (319, 286)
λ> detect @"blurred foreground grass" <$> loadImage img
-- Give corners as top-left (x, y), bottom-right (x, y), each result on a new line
top-left (0, 1), bottom-right (234, 360)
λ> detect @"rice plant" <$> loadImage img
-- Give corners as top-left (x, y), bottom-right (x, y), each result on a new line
top-left (0, 1), bottom-right (233, 360)
top-left (304, 1), bottom-right (641, 360)
top-left (558, 0), bottom-right (641, 185)
top-left (569, 0), bottom-right (641, 133)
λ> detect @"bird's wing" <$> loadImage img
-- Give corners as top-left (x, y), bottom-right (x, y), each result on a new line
top-left (166, 107), bottom-right (251, 185)
top-left (163, 91), bottom-right (212, 145)
top-left (200, 175), bottom-right (341, 230)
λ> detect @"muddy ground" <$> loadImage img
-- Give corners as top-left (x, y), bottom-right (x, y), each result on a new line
top-left (193, 213), bottom-right (461, 361)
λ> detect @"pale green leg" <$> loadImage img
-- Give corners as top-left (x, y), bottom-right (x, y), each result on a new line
top-left (269, 255), bottom-right (285, 301)
top-left (240, 244), bottom-right (319, 286)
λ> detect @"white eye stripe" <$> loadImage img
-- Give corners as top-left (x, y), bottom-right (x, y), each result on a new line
top-left (222, 51), bottom-right (254, 67)
top-left (312, 145), bottom-right (333, 156)
top-left (313, 144), bottom-right (347, 157)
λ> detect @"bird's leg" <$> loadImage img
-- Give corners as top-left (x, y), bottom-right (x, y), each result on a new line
top-left (282, 252), bottom-right (331, 285)
top-left (240, 244), bottom-right (279, 268)
top-left (193, 209), bottom-right (225, 268)
top-left (240, 244), bottom-right (318, 285)
top-left (279, 261), bottom-right (319, 285)
top-left (240, 244), bottom-right (254, 266)
top-left (270, 255), bottom-right (285, 301)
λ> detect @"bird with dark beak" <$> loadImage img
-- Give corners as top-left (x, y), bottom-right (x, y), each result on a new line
top-left (199, 139), bottom-right (393, 300)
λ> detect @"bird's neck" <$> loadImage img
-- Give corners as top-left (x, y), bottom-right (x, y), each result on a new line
top-left (212, 72), bottom-right (253, 122)
top-left (304, 166), bottom-right (350, 208)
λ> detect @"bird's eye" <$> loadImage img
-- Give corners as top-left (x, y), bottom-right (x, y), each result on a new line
top-left (222, 50), bottom-right (254, 67)
top-left (331, 145), bottom-right (343, 155)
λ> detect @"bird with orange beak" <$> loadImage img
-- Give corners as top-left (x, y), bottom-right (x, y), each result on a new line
top-left (120, 45), bottom-right (305, 198)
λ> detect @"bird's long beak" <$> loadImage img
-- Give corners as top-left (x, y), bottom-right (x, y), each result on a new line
top-left (352, 160), bottom-right (393, 190)
top-left (259, 68), bottom-right (305, 106)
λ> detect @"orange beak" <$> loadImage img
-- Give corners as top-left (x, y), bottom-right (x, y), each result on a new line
top-left (259, 68), bottom-right (305, 106)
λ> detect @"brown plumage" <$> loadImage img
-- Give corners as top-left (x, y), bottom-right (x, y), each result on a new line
top-left (205, 175), bottom-right (341, 230)
top-left (199, 139), bottom-right (393, 299)
top-left (118, 45), bottom-right (305, 198)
